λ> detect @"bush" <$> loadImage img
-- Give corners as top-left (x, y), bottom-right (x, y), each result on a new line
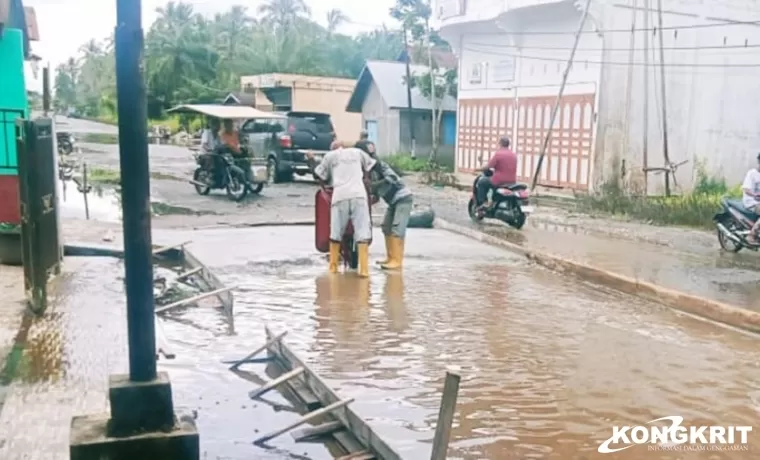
top-left (578, 169), bottom-right (741, 228)
top-left (384, 154), bottom-right (429, 175)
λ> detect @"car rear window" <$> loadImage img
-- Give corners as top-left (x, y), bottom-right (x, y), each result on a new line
top-left (288, 114), bottom-right (334, 134)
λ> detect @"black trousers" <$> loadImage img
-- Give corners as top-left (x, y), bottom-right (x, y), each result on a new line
top-left (476, 176), bottom-right (493, 205)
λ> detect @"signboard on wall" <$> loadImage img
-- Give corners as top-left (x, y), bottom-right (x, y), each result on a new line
top-left (492, 58), bottom-right (516, 83)
top-left (468, 62), bottom-right (483, 84)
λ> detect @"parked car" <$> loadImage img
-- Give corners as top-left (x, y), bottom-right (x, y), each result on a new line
top-left (240, 111), bottom-right (336, 183)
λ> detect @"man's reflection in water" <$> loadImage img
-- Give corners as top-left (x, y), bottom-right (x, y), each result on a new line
top-left (383, 272), bottom-right (408, 331)
top-left (313, 274), bottom-right (371, 372)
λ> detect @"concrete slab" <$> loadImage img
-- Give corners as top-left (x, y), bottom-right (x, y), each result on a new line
top-left (70, 413), bottom-right (199, 460)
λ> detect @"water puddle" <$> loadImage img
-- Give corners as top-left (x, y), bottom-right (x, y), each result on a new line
top-left (155, 226), bottom-right (760, 459)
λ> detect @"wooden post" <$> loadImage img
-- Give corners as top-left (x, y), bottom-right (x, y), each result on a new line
top-left (655, 0), bottom-right (672, 196)
top-left (82, 163), bottom-right (90, 220)
top-left (530, 0), bottom-right (592, 191)
top-left (253, 398), bottom-right (354, 445)
top-left (154, 286), bottom-right (235, 314)
top-left (430, 372), bottom-right (461, 460)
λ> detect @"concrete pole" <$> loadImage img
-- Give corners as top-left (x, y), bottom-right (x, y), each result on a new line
top-left (114, 0), bottom-right (157, 382)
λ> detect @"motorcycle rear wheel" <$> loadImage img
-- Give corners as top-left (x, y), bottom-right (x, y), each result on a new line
top-left (510, 212), bottom-right (527, 230)
top-left (193, 169), bottom-right (211, 195)
top-left (468, 198), bottom-right (484, 223)
top-left (717, 222), bottom-right (744, 253)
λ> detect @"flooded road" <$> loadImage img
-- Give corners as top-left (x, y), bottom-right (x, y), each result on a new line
top-left (154, 226), bottom-right (760, 459)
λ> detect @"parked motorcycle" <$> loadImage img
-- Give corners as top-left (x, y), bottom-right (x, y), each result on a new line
top-left (190, 148), bottom-right (250, 202)
top-left (713, 197), bottom-right (759, 252)
top-left (57, 132), bottom-right (74, 155)
top-left (467, 171), bottom-right (533, 229)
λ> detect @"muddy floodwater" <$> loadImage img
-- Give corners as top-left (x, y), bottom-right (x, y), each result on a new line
top-left (149, 226), bottom-right (759, 460)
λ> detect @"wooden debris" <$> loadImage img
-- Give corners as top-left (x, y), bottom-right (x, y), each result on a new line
top-left (291, 420), bottom-right (345, 443)
top-left (253, 398), bottom-right (354, 445)
top-left (176, 266), bottom-right (202, 281)
top-left (429, 372), bottom-right (461, 460)
top-left (228, 330), bottom-right (287, 369)
top-left (249, 367), bottom-right (305, 399)
top-left (155, 286), bottom-right (235, 314)
top-left (152, 240), bottom-right (192, 256)
top-left (337, 450), bottom-right (376, 460)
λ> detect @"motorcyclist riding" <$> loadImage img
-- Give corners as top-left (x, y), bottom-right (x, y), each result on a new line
top-left (219, 119), bottom-right (254, 186)
top-left (476, 136), bottom-right (518, 216)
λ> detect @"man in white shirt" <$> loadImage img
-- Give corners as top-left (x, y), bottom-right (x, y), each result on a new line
top-left (742, 153), bottom-right (760, 242)
top-left (200, 118), bottom-right (220, 153)
top-left (307, 141), bottom-right (376, 277)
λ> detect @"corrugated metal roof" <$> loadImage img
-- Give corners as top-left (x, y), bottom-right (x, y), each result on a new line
top-left (346, 60), bottom-right (457, 113)
top-left (166, 104), bottom-right (285, 119)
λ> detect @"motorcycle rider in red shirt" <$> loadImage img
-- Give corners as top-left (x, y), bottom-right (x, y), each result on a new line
top-left (476, 136), bottom-right (518, 214)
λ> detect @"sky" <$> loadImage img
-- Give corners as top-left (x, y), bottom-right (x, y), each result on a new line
top-left (23, 0), bottom-right (399, 91)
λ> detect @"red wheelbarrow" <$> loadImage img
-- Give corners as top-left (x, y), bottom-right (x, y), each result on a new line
top-left (314, 185), bottom-right (373, 269)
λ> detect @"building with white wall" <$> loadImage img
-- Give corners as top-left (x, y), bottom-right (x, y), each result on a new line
top-left (438, 0), bottom-right (760, 194)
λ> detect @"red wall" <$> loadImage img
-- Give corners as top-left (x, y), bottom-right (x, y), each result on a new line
top-left (0, 175), bottom-right (20, 224)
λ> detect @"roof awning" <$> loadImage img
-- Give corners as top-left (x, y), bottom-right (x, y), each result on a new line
top-left (166, 104), bottom-right (285, 119)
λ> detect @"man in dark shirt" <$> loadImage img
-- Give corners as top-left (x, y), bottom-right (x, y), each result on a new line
top-left (476, 136), bottom-right (518, 211)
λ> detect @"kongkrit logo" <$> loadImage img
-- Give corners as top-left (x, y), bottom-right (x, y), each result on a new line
top-left (599, 416), bottom-right (752, 453)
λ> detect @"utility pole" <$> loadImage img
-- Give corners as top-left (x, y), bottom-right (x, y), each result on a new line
top-left (425, 11), bottom-right (437, 161)
top-left (656, 0), bottom-right (672, 196)
top-left (642, 0), bottom-right (650, 193)
top-left (531, 0), bottom-right (592, 190)
top-left (42, 65), bottom-right (50, 116)
top-left (403, 24), bottom-right (417, 159)
top-left (622, 0), bottom-right (637, 189)
top-left (115, 0), bottom-right (157, 382)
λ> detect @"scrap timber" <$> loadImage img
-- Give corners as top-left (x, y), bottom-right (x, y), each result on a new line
top-left (252, 326), bottom-right (405, 460)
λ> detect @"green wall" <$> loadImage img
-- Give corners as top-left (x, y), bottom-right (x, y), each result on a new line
top-left (0, 28), bottom-right (29, 176)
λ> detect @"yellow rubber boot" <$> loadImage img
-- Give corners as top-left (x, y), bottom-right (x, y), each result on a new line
top-left (328, 242), bottom-right (341, 273)
top-left (357, 242), bottom-right (370, 278)
top-left (381, 236), bottom-right (404, 270)
top-left (376, 235), bottom-right (392, 265)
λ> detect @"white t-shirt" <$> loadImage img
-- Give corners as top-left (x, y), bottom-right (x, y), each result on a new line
top-left (200, 129), bottom-right (218, 153)
top-left (315, 147), bottom-right (376, 204)
top-left (742, 168), bottom-right (760, 209)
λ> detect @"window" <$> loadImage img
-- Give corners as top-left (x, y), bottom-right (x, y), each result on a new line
top-left (241, 119), bottom-right (270, 133)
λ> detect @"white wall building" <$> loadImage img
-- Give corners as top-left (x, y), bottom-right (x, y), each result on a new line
top-left (438, 0), bottom-right (760, 194)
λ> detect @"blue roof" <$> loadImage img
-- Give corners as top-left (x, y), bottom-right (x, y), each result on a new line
top-left (346, 60), bottom-right (457, 113)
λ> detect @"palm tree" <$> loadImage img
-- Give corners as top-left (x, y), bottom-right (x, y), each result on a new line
top-left (257, 0), bottom-right (310, 29)
top-left (326, 9), bottom-right (348, 33)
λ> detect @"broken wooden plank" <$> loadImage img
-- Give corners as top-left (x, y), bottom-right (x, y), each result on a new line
top-left (176, 266), bottom-right (202, 281)
top-left (155, 286), bottom-right (235, 314)
top-left (228, 330), bottom-right (287, 370)
top-left (220, 357), bottom-right (273, 365)
top-left (264, 326), bottom-right (403, 460)
top-left (253, 398), bottom-right (354, 445)
top-left (181, 246), bottom-right (233, 316)
top-left (249, 367), bottom-right (305, 399)
top-left (152, 240), bottom-right (192, 256)
top-left (429, 371), bottom-right (461, 460)
top-left (337, 450), bottom-right (375, 460)
top-left (291, 420), bottom-right (345, 443)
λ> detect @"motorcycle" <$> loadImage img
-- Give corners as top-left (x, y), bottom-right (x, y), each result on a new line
top-left (190, 147), bottom-right (251, 202)
top-left (57, 132), bottom-right (74, 155)
top-left (713, 197), bottom-right (759, 252)
top-left (467, 170), bottom-right (533, 229)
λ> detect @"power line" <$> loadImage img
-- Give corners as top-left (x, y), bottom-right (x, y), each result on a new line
top-left (466, 42), bottom-right (760, 52)
top-left (484, 18), bottom-right (760, 35)
top-left (462, 47), bottom-right (760, 67)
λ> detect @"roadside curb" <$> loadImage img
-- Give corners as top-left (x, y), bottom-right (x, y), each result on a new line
top-left (434, 217), bottom-right (760, 335)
